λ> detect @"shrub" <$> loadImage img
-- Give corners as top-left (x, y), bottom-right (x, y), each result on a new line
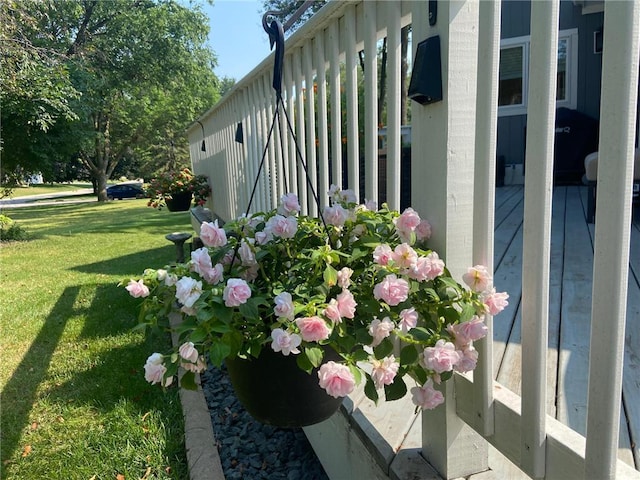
top-left (0, 215), bottom-right (28, 241)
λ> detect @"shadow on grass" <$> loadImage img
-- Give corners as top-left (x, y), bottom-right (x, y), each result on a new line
top-left (71, 245), bottom-right (179, 276)
top-left (1, 286), bottom-right (80, 465)
top-left (1, 282), bottom-right (188, 476)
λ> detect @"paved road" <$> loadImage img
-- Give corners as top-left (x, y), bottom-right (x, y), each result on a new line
top-left (0, 189), bottom-right (98, 209)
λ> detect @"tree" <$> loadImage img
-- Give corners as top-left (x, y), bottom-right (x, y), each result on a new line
top-left (1, 0), bottom-right (220, 201)
top-left (0, 0), bottom-right (80, 188)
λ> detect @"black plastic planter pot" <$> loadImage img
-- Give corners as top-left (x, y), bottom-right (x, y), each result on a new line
top-left (165, 192), bottom-right (193, 212)
top-left (225, 346), bottom-right (343, 428)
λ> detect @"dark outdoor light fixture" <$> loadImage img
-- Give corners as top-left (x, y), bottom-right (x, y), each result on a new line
top-left (196, 120), bottom-right (206, 152)
top-left (235, 122), bottom-right (244, 144)
top-left (408, 35), bottom-right (443, 105)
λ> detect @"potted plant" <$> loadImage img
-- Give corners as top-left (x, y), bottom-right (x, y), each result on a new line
top-left (146, 167), bottom-right (211, 211)
top-left (126, 185), bottom-right (508, 426)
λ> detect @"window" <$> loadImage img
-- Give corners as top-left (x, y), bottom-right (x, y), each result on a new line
top-left (498, 29), bottom-right (578, 117)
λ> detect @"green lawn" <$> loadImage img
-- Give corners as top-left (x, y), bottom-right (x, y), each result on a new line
top-left (1, 199), bottom-right (194, 479)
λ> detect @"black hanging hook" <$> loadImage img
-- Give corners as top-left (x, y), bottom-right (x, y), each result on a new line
top-left (262, 11), bottom-right (285, 96)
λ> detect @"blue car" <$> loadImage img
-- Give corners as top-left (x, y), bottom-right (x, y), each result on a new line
top-left (106, 183), bottom-right (145, 200)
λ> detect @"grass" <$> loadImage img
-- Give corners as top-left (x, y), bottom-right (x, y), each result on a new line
top-left (1, 199), bottom-right (195, 479)
top-left (7, 182), bottom-right (94, 198)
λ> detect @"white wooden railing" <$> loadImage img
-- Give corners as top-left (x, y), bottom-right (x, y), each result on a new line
top-left (188, 1), bottom-right (640, 478)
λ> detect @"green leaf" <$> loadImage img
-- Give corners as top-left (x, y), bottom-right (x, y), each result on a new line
top-left (459, 303), bottom-right (476, 323)
top-left (323, 264), bottom-right (338, 287)
top-left (384, 376), bottom-right (408, 401)
top-left (209, 342), bottom-right (231, 367)
top-left (400, 344), bottom-right (419, 365)
top-left (373, 338), bottom-right (394, 360)
top-left (305, 346), bottom-right (324, 368)
top-left (180, 371), bottom-right (198, 390)
top-left (296, 352), bottom-right (314, 374)
top-left (238, 299), bottom-right (259, 320)
top-left (408, 327), bottom-right (431, 342)
top-left (348, 364), bottom-right (363, 385)
top-left (364, 376), bottom-right (379, 404)
top-left (189, 325), bottom-right (208, 343)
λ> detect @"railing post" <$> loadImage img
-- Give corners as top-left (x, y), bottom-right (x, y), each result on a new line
top-left (411, 1), bottom-right (488, 478)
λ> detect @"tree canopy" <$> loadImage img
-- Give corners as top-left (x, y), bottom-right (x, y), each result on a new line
top-left (1, 0), bottom-right (221, 200)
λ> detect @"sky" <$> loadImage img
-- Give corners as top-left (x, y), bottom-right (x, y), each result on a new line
top-left (203, 0), bottom-right (273, 81)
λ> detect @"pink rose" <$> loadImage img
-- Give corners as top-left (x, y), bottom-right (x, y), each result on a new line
top-left (270, 328), bottom-right (301, 356)
top-left (336, 289), bottom-right (357, 319)
top-left (448, 316), bottom-right (488, 348)
top-left (323, 204), bottom-right (349, 227)
top-left (368, 317), bottom-right (395, 347)
top-left (295, 316), bottom-right (331, 342)
top-left (408, 252), bottom-right (444, 282)
top-left (273, 292), bottom-right (295, 320)
top-left (395, 207), bottom-right (421, 242)
top-left (179, 342), bottom-right (199, 363)
top-left (415, 219), bottom-right (432, 240)
top-left (238, 240), bottom-right (257, 267)
top-left (391, 243), bottom-right (418, 270)
top-left (399, 307), bottom-right (418, 333)
top-left (144, 353), bottom-right (173, 387)
top-left (222, 278), bottom-right (252, 307)
top-left (201, 263), bottom-right (224, 285)
top-left (462, 265), bottom-right (492, 293)
top-left (328, 185), bottom-right (357, 204)
top-left (371, 355), bottom-right (399, 389)
top-left (318, 361), bottom-right (356, 398)
top-left (175, 276), bottom-right (203, 308)
top-left (324, 299), bottom-right (342, 324)
top-left (455, 346), bottom-right (478, 373)
top-left (373, 274), bottom-right (409, 306)
top-left (200, 220), bottom-right (227, 247)
top-left (126, 279), bottom-right (149, 298)
top-left (337, 267), bottom-right (353, 289)
top-left (411, 379), bottom-right (444, 409)
top-left (482, 288), bottom-right (509, 315)
top-left (191, 247), bottom-right (212, 274)
top-left (373, 244), bottom-right (393, 266)
top-left (421, 339), bottom-right (461, 373)
top-left (265, 214), bottom-right (298, 238)
top-left (182, 356), bottom-right (207, 373)
top-left (279, 193), bottom-right (301, 215)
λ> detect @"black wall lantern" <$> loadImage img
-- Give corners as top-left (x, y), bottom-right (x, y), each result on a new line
top-left (196, 120), bottom-right (206, 152)
top-left (235, 122), bottom-right (244, 144)
top-left (408, 35), bottom-right (443, 105)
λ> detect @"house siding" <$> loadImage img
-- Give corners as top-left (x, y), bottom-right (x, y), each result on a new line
top-left (497, 0), bottom-right (604, 171)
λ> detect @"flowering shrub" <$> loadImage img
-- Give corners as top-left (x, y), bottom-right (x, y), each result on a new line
top-left (146, 167), bottom-right (211, 209)
top-left (127, 185), bottom-right (508, 409)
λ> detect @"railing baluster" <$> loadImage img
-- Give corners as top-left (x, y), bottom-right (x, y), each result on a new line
top-left (315, 30), bottom-right (330, 209)
top-left (303, 39), bottom-right (318, 216)
top-left (472, 0), bottom-right (501, 438)
top-left (386, 1), bottom-right (401, 211)
top-left (344, 5), bottom-right (359, 200)
top-left (293, 49), bottom-right (308, 215)
top-left (585, 2), bottom-right (640, 478)
top-left (328, 21), bottom-right (342, 190)
top-left (521, 1), bottom-right (559, 477)
top-left (363, 0), bottom-right (378, 205)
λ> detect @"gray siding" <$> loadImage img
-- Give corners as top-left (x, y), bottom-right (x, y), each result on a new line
top-left (497, 0), bottom-right (604, 167)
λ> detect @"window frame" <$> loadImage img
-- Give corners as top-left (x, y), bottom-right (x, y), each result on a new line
top-left (498, 29), bottom-right (578, 118)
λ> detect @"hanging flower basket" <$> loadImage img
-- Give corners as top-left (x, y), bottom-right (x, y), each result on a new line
top-left (164, 192), bottom-right (193, 212)
top-left (124, 186), bottom-right (510, 427)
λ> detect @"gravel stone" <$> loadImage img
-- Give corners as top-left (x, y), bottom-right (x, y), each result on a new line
top-left (201, 363), bottom-right (329, 480)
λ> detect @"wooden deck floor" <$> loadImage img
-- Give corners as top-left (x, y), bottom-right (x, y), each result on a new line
top-left (305, 185), bottom-right (640, 479)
